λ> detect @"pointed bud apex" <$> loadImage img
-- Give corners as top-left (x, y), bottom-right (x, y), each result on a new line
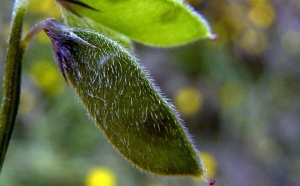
top-left (209, 179), bottom-right (216, 185)
top-left (209, 34), bottom-right (218, 41)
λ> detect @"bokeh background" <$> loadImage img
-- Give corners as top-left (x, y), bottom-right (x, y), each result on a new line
top-left (1, 0), bottom-right (300, 185)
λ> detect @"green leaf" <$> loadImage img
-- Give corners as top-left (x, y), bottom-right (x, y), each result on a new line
top-left (61, 9), bottom-right (133, 50)
top-left (39, 18), bottom-right (204, 176)
top-left (56, 0), bottom-right (214, 47)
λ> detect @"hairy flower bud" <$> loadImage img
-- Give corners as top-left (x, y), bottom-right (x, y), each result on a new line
top-left (25, 18), bottom-right (204, 177)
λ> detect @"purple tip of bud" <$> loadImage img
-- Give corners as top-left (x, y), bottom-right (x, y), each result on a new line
top-left (209, 34), bottom-right (218, 41)
top-left (209, 179), bottom-right (216, 185)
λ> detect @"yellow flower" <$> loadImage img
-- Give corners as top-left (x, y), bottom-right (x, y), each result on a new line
top-left (30, 61), bottom-right (66, 95)
top-left (194, 152), bottom-right (217, 184)
top-left (235, 28), bottom-right (268, 55)
top-left (28, 0), bottom-right (60, 18)
top-left (200, 152), bottom-right (217, 179)
top-left (174, 86), bottom-right (203, 116)
top-left (86, 167), bottom-right (116, 186)
top-left (248, 2), bottom-right (276, 29)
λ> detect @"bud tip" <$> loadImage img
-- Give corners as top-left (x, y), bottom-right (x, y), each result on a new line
top-left (209, 179), bottom-right (216, 185)
top-left (209, 34), bottom-right (218, 41)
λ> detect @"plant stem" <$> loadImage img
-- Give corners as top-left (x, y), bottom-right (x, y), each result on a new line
top-left (0, 0), bottom-right (29, 172)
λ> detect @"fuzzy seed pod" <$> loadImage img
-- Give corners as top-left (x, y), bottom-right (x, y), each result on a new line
top-left (32, 18), bottom-right (204, 177)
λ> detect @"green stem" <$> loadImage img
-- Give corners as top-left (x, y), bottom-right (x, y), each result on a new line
top-left (0, 0), bottom-right (28, 172)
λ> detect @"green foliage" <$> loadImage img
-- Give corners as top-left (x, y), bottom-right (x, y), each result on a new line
top-left (62, 10), bottom-right (133, 49)
top-left (57, 0), bottom-right (213, 46)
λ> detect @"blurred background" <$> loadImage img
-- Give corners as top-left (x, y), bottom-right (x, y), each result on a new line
top-left (1, 0), bottom-right (300, 185)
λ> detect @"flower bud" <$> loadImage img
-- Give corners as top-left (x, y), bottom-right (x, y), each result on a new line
top-left (29, 18), bottom-right (204, 177)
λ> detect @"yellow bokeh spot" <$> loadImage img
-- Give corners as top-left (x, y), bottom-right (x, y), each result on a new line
top-left (221, 4), bottom-right (248, 41)
top-left (28, 0), bottom-right (60, 18)
top-left (214, 16), bottom-right (246, 43)
top-left (195, 152), bottom-right (217, 183)
top-left (281, 30), bottom-right (300, 56)
top-left (201, 152), bottom-right (217, 179)
top-left (247, 0), bottom-right (267, 6)
top-left (219, 82), bottom-right (245, 109)
top-left (19, 89), bottom-right (35, 115)
top-left (174, 86), bottom-right (203, 116)
top-left (30, 61), bottom-right (65, 95)
top-left (86, 167), bottom-right (116, 186)
top-left (236, 28), bottom-right (268, 55)
top-left (248, 2), bottom-right (275, 29)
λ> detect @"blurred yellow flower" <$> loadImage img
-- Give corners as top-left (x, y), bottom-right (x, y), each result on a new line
top-left (86, 167), bottom-right (116, 186)
top-left (30, 61), bottom-right (66, 95)
top-left (195, 152), bottom-right (217, 184)
top-left (236, 28), bottom-right (268, 55)
top-left (28, 0), bottom-right (60, 18)
top-left (201, 152), bottom-right (217, 180)
top-left (215, 15), bottom-right (246, 43)
top-left (248, 2), bottom-right (275, 29)
top-left (247, 0), bottom-right (267, 4)
top-left (174, 86), bottom-right (203, 116)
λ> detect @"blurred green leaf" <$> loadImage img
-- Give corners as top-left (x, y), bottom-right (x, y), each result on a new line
top-left (61, 10), bottom-right (133, 50)
top-left (56, 0), bottom-right (213, 46)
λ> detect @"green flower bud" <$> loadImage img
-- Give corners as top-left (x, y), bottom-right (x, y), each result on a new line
top-left (26, 18), bottom-right (204, 177)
